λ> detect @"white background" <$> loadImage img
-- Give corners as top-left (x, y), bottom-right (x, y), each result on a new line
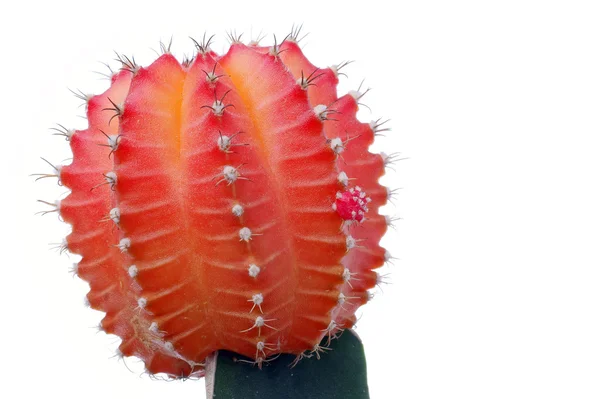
top-left (2, 0), bottom-right (599, 398)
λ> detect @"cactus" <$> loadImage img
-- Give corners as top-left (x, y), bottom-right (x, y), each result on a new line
top-left (37, 30), bottom-right (394, 384)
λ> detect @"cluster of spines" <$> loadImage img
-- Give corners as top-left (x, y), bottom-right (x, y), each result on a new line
top-left (35, 28), bottom-right (400, 378)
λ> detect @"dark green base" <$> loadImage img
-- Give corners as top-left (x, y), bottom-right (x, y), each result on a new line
top-left (207, 330), bottom-right (369, 399)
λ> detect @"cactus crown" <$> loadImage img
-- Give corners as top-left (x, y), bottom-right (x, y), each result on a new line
top-left (39, 31), bottom-right (394, 378)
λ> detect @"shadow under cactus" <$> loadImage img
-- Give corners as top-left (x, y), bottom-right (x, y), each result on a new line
top-left (206, 330), bottom-right (369, 399)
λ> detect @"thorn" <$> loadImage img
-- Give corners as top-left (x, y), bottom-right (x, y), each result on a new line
top-left (290, 351), bottom-right (312, 367)
top-left (214, 164), bottom-right (249, 186)
top-left (202, 62), bottom-right (224, 84)
top-left (386, 187), bottom-right (402, 205)
top-left (97, 130), bottom-right (121, 158)
top-left (149, 322), bottom-right (166, 337)
top-left (255, 340), bottom-right (276, 359)
top-left (102, 97), bottom-right (124, 125)
top-left (239, 227), bottom-right (262, 242)
top-left (35, 199), bottom-right (61, 216)
top-left (190, 33), bottom-right (215, 55)
top-left (248, 263), bottom-right (261, 278)
top-left (269, 33), bottom-right (291, 58)
top-left (128, 265), bottom-right (138, 278)
top-left (117, 237), bottom-right (131, 252)
top-left (385, 215), bottom-right (403, 230)
top-left (240, 315), bottom-right (277, 335)
top-left (114, 52), bottom-right (139, 74)
top-left (248, 293), bottom-right (264, 313)
top-left (137, 297), bottom-right (148, 311)
top-left (311, 343), bottom-right (332, 360)
top-left (370, 118), bottom-right (391, 136)
top-left (337, 292), bottom-right (361, 311)
top-left (314, 104), bottom-right (341, 121)
top-left (49, 239), bottom-right (69, 255)
top-left (349, 79), bottom-right (371, 102)
top-left (232, 203), bottom-right (244, 217)
top-left (30, 157), bottom-right (62, 185)
top-left (217, 130), bottom-right (248, 153)
top-left (181, 54), bottom-right (195, 68)
top-left (226, 30), bottom-right (243, 44)
top-left (297, 68), bottom-right (325, 90)
top-left (50, 124), bottom-right (75, 141)
top-left (330, 60), bottom-right (354, 78)
top-left (249, 29), bottom-right (267, 46)
top-left (384, 250), bottom-right (398, 265)
top-left (288, 24), bottom-right (309, 43)
top-left (320, 320), bottom-right (341, 346)
top-left (91, 171), bottom-right (117, 191)
top-left (68, 263), bottom-right (78, 277)
top-left (93, 62), bottom-right (116, 80)
top-left (376, 273), bottom-right (392, 292)
top-left (159, 36), bottom-right (173, 55)
top-left (342, 267), bottom-right (358, 289)
top-left (68, 88), bottom-right (93, 107)
top-left (382, 152), bottom-right (409, 171)
top-left (200, 89), bottom-right (235, 116)
top-left (328, 131), bottom-right (360, 160)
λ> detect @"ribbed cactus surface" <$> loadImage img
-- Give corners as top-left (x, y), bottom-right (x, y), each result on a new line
top-left (44, 34), bottom-right (391, 378)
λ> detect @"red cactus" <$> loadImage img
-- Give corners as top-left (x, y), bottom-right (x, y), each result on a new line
top-left (44, 33), bottom-right (392, 378)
